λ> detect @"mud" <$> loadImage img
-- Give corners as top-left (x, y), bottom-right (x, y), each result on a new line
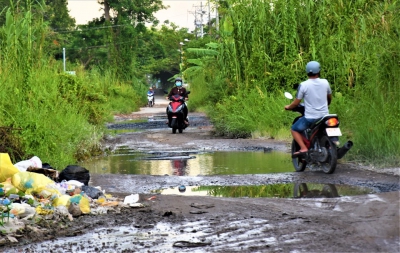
top-left (2, 95), bottom-right (399, 252)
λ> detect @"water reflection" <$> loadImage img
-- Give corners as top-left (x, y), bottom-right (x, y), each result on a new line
top-left (293, 183), bottom-right (339, 198)
top-left (171, 159), bottom-right (189, 176)
top-left (157, 183), bottom-right (374, 198)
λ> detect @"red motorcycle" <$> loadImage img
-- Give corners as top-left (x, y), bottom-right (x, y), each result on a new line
top-left (164, 91), bottom-right (190, 134)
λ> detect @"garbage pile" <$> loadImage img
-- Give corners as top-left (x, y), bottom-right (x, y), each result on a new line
top-left (0, 153), bottom-right (142, 235)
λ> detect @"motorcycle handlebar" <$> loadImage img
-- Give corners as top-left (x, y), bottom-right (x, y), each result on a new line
top-left (289, 104), bottom-right (305, 115)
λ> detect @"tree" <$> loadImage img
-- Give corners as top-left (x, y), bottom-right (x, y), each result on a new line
top-left (98, 0), bottom-right (165, 23)
top-left (44, 0), bottom-right (75, 30)
top-left (70, 0), bottom-right (168, 79)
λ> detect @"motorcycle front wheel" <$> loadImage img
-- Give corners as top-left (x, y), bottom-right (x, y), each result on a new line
top-left (319, 136), bottom-right (338, 174)
top-left (171, 118), bottom-right (177, 134)
top-left (291, 140), bottom-right (307, 172)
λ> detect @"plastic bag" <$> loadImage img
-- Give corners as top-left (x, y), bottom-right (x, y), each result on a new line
top-left (52, 194), bottom-right (71, 208)
top-left (70, 193), bottom-right (90, 214)
top-left (58, 165), bottom-right (90, 186)
top-left (10, 203), bottom-right (36, 219)
top-left (0, 153), bottom-right (20, 182)
top-left (123, 194), bottom-right (139, 205)
top-left (81, 185), bottom-right (104, 199)
top-left (13, 156), bottom-right (42, 172)
top-left (11, 171), bottom-right (57, 196)
top-left (26, 167), bottom-right (58, 181)
top-left (1, 178), bottom-right (19, 195)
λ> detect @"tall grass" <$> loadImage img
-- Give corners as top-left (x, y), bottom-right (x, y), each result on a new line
top-left (187, 0), bottom-right (400, 166)
top-left (0, 4), bottom-right (144, 168)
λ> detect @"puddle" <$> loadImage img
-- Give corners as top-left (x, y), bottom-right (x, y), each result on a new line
top-left (154, 183), bottom-right (375, 198)
top-left (13, 219), bottom-right (276, 252)
top-left (13, 222), bottom-right (209, 252)
top-left (80, 150), bottom-right (293, 176)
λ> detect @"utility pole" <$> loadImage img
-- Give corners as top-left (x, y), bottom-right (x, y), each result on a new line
top-left (208, 0), bottom-right (211, 35)
top-left (190, 2), bottom-right (208, 38)
top-left (63, 48), bottom-right (66, 72)
top-left (216, 1), bottom-right (219, 32)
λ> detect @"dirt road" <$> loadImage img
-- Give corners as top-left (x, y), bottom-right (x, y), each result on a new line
top-left (4, 94), bottom-right (400, 252)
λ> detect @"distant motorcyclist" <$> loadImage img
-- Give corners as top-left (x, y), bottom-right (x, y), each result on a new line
top-left (147, 87), bottom-right (155, 105)
top-left (284, 61), bottom-right (332, 157)
top-left (166, 77), bottom-right (189, 125)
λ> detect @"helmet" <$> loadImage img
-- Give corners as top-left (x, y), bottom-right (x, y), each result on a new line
top-left (175, 77), bottom-right (183, 87)
top-left (306, 61), bottom-right (320, 75)
top-left (149, 87), bottom-right (153, 90)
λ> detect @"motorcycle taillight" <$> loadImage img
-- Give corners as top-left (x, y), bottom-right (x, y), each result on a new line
top-left (325, 118), bottom-right (339, 127)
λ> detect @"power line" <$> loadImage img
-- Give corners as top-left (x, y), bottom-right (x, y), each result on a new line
top-left (64, 40), bottom-right (135, 50)
top-left (52, 23), bottom-right (134, 33)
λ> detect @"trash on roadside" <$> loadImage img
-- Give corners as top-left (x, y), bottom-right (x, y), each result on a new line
top-left (58, 165), bottom-right (90, 186)
top-left (70, 193), bottom-right (91, 214)
top-left (123, 194), bottom-right (139, 205)
top-left (9, 203), bottom-right (36, 219)
top-left (96, 195), bottom-right (106, 204)
top-left (11, 171), bottom-right (59, 197)
top-left (129, 203), bottom-right (145, 208)
top-left (52, 194), bottom-right (71, 208)
top-left (0, 152), bottom-right (146, 235)
top-left (178, 185), bottom-right (186, 192)
top-left (0, 153), bottom-right (20, 182)
top-left (147, 196), bottom-right (157, 201)
top-left (14, 156), bottom-right (42, 172)
top-left (101, 201), bottom-right (119, 207)
top-left (26, 167), bottom-right (58, 181)
top-left (82, 185), bottom-right (105, 199)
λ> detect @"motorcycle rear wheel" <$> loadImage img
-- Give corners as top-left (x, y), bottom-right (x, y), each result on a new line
top-left (291, 140), bottom-right (307, 172)
top-left (319, 136), bottom-right (338, 174)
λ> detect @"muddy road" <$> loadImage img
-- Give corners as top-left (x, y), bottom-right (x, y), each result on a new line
top-left (4, 95), bottom-right (400, 252)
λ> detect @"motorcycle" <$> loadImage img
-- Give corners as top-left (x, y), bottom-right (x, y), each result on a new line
top-left (284, 91), bottom-right (353, 174)
top-left (164, 90), bottom-right (190, 134)
top-left (147, 93), bottom-right (154, 107)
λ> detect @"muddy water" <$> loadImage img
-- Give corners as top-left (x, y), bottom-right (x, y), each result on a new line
top-left (80, 150), bottom-right (293, 176)
top-left (16, 222), bottom-right (207, 252)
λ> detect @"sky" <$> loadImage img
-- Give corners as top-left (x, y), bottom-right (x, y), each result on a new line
top-left (67, 0), bottom-right (213, 32)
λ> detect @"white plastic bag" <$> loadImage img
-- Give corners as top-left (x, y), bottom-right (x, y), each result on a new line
top-left (123, 194), bottom-right (139, 205)
top-left (14, 156), bottom-right (42, 172)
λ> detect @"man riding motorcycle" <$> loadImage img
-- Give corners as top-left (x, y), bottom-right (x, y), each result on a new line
top-left (284, 61), bottom-right (332, 157)
top-left (166, 77), bottom-right (189, 125)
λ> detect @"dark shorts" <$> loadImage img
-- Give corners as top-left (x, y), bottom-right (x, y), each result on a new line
top-left (291, 117), bottom-right (318, 132)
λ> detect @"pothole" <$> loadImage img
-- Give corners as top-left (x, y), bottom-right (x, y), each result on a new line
top-left (80, 150), bottom-right (294, 175)
top-left (154, 183), bottom-right (375, 198)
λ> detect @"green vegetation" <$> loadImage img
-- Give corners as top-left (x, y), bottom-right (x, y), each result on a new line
top-left (0, 0), bottom-right (398, 169)
top-left (184, 0), bottom-right (400, 166)
top-left (0, 1), bottom-right (144, 168)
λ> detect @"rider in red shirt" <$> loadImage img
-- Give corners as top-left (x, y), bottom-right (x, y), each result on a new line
top-left (166, 77), bottom-right (189, 125)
